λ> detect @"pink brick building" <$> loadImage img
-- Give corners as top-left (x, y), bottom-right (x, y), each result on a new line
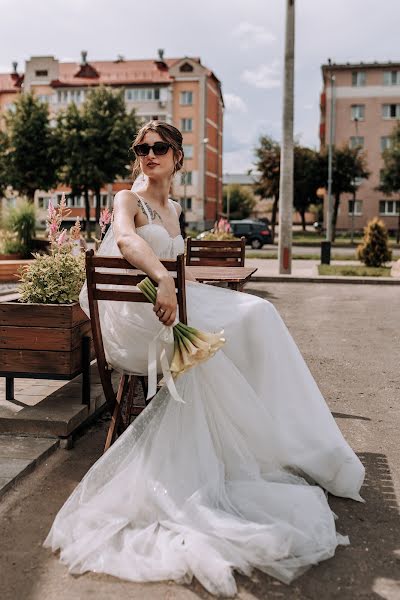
top-left (320, 61), bottom-right (400, 234)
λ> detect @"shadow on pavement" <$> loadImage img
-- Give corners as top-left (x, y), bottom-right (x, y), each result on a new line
top-left (332, 412), bottom-right (371, 421)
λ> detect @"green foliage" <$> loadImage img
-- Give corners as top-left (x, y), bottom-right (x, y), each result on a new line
top-left (319, 264), bottom-right (391, 277)
top-left (18, 252), bottom-right (86, 304)
top-left (223, 184), bottom-right (255, 219)
top-left (56, 86), bottom-right (139, 236)
top-left (5, 93), bottom-right (57, 200)
top-left (6, 201), bottom-right (36, 253)
top-left (254, 136), bottom-right (370, 239)
top-left (253, 135), bottom-right (280, 200)
top-left (356, 218), bottom-right (392, 267)
top-left (319, 146), bottom-right (370, 240)
top-left (379, 121), bottom-right (400, 195)
top-left (0, 230), bottom-right (25, 255)
top-left (201, 231), bottom-right (237, 241)
top-left (0, 130), bottom-right (9, 196)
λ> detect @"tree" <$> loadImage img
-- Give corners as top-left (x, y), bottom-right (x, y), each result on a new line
top-left (0, 130), bottom-right (9, 197)
top-left (356, 218), bottom-right (392, 267)
top-left (293, 146), bottom-right (325, 231)
top-left (5, 93), bottom-right (57, 202)
top-left (55, 103), bottom-right (93, 233)
top-left (254, 136), bottom-right (324, 237)
top-left (222, 184), bottom-right (255, 220)
top-left (320, 146), bottom-right (369, 241)
top-left (56, 87), bottom-right (139, 237)
top-left (254, 135), bottom-right (280, 242)
top-left (378, 121), bottom-right (400, 242)
top-left (83, 87), bottom-right (139, 230)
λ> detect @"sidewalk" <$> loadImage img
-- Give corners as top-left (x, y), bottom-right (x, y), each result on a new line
top-left (246, 258), bottom-right (400, 284)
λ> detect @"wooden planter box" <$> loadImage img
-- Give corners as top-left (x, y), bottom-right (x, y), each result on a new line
top-left (0, 302), bottom-right (94, 404)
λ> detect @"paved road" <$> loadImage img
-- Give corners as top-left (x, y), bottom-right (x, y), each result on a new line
top-left (247, 244), bottom-right (400, 258)
top-left (1, 283), bottom-right (399, 599)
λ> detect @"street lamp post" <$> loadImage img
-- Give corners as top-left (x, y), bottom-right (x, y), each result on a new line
top-left (326, 63), bottom-right (336, 244)
top-left (278, 0), bottom-right (295, 274)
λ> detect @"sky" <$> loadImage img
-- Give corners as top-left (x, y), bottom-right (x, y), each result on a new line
top-left (1, 0), bottom-right (400, 174)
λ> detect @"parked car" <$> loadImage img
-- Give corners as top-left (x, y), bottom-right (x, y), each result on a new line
top-left (196, 219), bottom-right (272, 248)
top-left (229, 219), bottom-right (272, 248)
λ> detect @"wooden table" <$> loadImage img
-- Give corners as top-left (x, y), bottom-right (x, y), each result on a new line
top-left (188, 266), bottom-right (257, 291)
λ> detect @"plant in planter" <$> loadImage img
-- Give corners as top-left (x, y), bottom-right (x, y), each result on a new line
top-left (0, 195), bottom-right (93, 404)
top-left (6, 201), bottom-right (36, 258)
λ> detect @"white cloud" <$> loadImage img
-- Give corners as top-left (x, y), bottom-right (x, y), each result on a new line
top-left (241, 63), bottom-right (281, 89)
top-left (232, 22), bottom-right (276, 48)
top-left (224, 93), bottom-right (247, 113)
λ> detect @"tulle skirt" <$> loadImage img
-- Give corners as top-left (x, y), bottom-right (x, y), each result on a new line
top-left (45, 281), bottom-right (364, 596)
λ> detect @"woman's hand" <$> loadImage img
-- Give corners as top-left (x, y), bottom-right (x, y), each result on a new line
top-left (153, 274), bottom-right (177, 326)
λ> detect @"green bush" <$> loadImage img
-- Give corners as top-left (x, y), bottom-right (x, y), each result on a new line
top-left (7, 202), bottom-right (36, 254)
top-left (2, 238), bottom-right (26, 255)
top-left (356, 218), bottom-right (392, 267)
top-left (18, 252), bottom-right (85, 304)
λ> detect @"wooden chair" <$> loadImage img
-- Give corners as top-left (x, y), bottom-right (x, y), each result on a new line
top-left (186, 236), bottom-right (246, 267)
top-left (85, 250), bottom-right (187, 452)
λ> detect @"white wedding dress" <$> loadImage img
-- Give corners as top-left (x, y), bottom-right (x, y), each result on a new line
top-left (45, 197), bottom-right (365, 597)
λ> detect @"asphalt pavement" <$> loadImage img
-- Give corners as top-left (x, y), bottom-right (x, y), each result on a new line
top-left (1, 282), bottom-right (399, 599)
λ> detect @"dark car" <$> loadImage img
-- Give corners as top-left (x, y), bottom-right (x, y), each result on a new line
top-left (229, 219), bottom-right (272, 249)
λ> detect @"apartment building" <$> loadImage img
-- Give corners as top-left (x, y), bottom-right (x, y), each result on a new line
top-left (0, 51), bottom-right (224, 229)
top-left (320, 61), bottom-right (400, 233)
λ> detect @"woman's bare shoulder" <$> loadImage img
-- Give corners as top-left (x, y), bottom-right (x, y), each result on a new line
top-left (170, 199), bottom-right (182, 217)
top-left (113, 189), bottom-right (140, 214)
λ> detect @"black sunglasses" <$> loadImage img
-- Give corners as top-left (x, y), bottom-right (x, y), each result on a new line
top-left (133, 141), bottom-right (172, 157)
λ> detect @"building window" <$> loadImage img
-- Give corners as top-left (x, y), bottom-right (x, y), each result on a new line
top-left (56, 89), bottom-right (84, 104)
top-left (348, 199), bottom-right (363, 215)
top-left (66, 196), bottom-right (84, 208)
top-left (181, 118), bottom-right (193, 132)
top-left (382, 104), bottom-right (400, 119)
top-left (180, 91), bottom-right (193, 105)
top-left (351, 105), bottom-right (365, 121)
top-left (352, 71), bottom-right (365, 86)
top-left (38, 197), bottom-right (51, 210)
top-left (35, 69), bottom-right (48, 78)
top-left (383, 70), bottom-right (400, 86)
top-left (379, 200), bottom-right (400, 215)
top-left (125, 88), bottom-right (160, 102)
top-left (181, 171), bottom-right (192, 185)
top-left (180, 63), bottom-right (194, 73)
top-left (7, 197), bottom-right (17, 208)
top-left (381, 136), bottom-right (392, 152)
top-left (182, 197), bottom-right (192, 210)
top-left (349, 136), bottom-right (364, 149)
top-left (37, 94), bottom-right (49, 103)
top-left (182, 144), bottom-right (193, 159)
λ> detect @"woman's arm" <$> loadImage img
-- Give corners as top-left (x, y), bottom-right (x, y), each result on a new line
top-left (113, 190), bottom-right (177, 326)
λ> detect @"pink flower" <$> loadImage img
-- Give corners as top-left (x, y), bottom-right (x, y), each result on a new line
top-left (99, 207), bottom-right (112, 235)
top-left (56, 230), bottom-right (67, 247)
top-left (48, 200), bottom-right (56, 219)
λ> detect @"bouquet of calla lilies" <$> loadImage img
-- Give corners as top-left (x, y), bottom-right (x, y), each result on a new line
top-left (137, 277), bottom-right (225, 378)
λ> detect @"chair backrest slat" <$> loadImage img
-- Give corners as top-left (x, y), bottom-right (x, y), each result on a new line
top-left (93, 290), bottom-right (148, 302)
top-left (93, 272), bottom-right (147, 286)
top-left (186, 236), bottom-right (245, 267)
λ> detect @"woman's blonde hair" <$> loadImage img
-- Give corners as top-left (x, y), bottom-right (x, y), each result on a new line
top-left (131, 121), bottom-right (184, 180)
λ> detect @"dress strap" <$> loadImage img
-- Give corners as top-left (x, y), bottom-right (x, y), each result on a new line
top-left (132, 191), bottom-right (152, 225)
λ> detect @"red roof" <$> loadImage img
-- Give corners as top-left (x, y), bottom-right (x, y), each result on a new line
top-left (0, 56), bottom-right (221, 93)
top-left (0, 73), bottom-right (23, 92)
top-left (53, 58), bottom-right (200, 87)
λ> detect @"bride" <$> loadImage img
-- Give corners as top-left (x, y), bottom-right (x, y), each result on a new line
top-left (44, 121), bottom-right (365, 597)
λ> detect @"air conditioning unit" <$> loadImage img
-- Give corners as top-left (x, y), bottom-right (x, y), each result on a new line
top-left (159, 100), bottom-right (167, 108)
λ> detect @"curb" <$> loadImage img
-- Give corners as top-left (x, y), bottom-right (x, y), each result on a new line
top-left (250, 275), bottom-right (400, 285)
top-left (0, 436), bottom-right (59, 499)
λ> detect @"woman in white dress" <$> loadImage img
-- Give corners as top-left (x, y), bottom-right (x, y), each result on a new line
top-left (45, 121), bottom-right (365, 597)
